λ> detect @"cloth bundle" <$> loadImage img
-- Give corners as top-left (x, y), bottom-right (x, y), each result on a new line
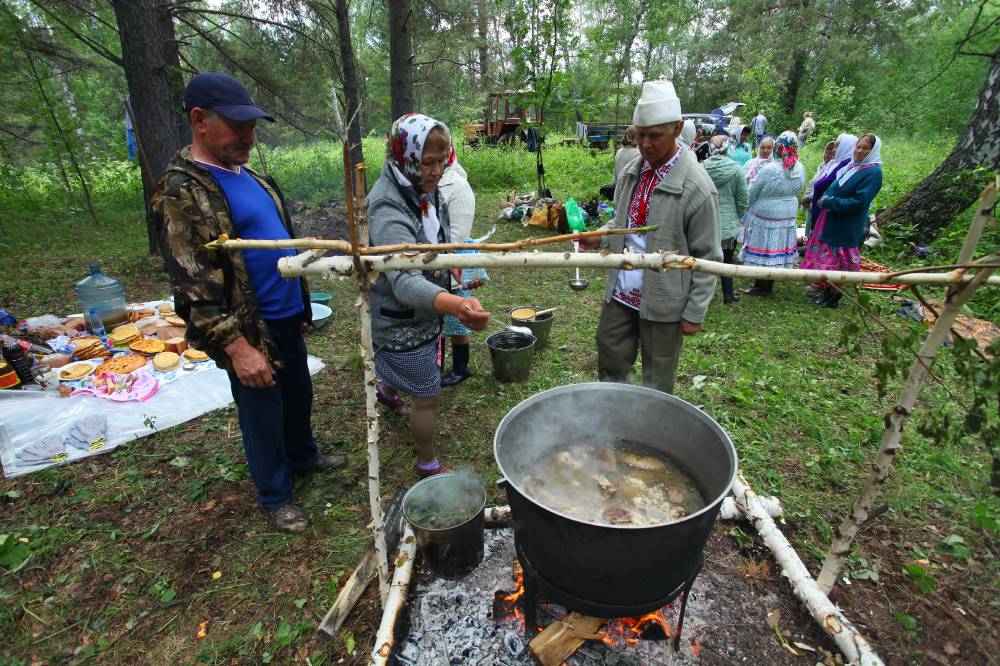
top-left (64, 414), bottom-right (108, 452)
top-left (14, 414), bottom-right (109, 466)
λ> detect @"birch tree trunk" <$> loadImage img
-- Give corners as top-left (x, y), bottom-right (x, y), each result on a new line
top-left (877, 50), bottom-right (999, 240)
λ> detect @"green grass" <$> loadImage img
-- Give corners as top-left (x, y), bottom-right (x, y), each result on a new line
top-left (1, 136), bottom-right (998, 664)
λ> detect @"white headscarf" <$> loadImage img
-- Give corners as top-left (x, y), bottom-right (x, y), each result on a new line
top-left (680, 119), bottom-right (696, 147)
top-left (831, 133), bottom-right (859, 167)
top-left (837, 134), bottom-right (882, 186)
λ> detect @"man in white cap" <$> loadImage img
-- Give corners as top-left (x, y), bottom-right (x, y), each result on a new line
top-left (581, 80), bottom-right (721, 394)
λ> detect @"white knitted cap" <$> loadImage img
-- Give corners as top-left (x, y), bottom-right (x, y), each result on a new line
top-left (633, 80), bottom-right (682, 127)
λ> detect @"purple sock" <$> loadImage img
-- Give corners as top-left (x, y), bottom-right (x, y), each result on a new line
top-left (416, 458), bottom-right (440, 472)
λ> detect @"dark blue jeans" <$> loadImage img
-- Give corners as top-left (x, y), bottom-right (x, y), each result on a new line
top-left (227, 316), bottom-right (318, 511)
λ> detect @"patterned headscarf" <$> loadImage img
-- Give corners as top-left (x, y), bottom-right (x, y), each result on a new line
top-left (775, 131), bottom-right (799, 171)
top-left (709, 135), bottom-right (731, 156)
top-left (385, 113), bottom-right (455, 190)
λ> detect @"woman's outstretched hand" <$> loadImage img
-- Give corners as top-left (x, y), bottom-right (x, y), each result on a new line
top-left (456, 297), bottom-right (490, 331)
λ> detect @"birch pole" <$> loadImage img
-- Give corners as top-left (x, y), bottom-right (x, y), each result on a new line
top-left (369, 524), bottom-right (418, 666)
top-left (350, 163), bottom-right (391, 604)
top-left (817, 180), bottom-right (999, 593)
top-left (278, 249), bottom-right (1000, 287)
top-left (732, 474), bottom-right (884, 665)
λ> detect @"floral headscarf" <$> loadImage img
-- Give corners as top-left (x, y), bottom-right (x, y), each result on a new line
top-left (775, 131), bottom-right (799, 171)
top-left (385, 113), bottom-right (455, 190)
top-left (385, 113), bottom-right (455, 243)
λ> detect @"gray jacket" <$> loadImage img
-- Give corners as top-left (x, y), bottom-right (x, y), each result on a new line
top-left (368, 163), bottom-right (451, 351)
top-left (603, 148), bottom-right (722, 324)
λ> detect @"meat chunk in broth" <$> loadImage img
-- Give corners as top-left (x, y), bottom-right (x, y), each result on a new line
top-left (524, 445), bottom-right (705, 526)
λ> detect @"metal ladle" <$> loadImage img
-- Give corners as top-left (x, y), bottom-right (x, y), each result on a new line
top-left (569, 240), bottom-right (589, 291)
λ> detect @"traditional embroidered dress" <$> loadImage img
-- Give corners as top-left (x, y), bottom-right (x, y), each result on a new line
top-left (611, 149), bottom-right (682, 310)
top-left (738, 133), bottom-right (805, 269)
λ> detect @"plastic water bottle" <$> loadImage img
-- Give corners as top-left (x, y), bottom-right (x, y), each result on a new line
top-left (76, 261), bottom-right (128, 334)
top-left (457, 240), bottom-right (488, 288)
top-left (88, 308), bottom-right (107, 341)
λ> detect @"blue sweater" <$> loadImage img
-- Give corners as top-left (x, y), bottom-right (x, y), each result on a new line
top-left (203, 163), bottom-right (304, 319)
top-left (819, 165), bottom-right (882, 249)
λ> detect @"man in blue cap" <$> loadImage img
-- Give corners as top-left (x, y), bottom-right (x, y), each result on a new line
top-left (151, 72), bottom-right (346, 533)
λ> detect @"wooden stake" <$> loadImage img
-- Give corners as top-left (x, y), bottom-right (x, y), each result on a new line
top-left (817, 181), bottom-right (999, 593)
top-left (528, 612), bottom-right (606, 666)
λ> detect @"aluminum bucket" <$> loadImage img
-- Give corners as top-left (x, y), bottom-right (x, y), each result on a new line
top-left (486, 330), bottom-right (536, 383)
top-left (508, 304), bottom-right (555, 349)
top-left (402, 473), bottom-right (487, 579)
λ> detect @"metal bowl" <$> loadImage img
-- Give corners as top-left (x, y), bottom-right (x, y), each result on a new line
top-left (568, 278), bottom-right (589, 291)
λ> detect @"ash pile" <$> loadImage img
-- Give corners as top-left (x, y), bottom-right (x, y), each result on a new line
top-left (390, 529), bottom-right (812, 666)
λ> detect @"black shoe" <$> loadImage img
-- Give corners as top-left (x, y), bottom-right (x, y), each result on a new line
top-left (723, 294), bottom-right (741, 304)
top-left (440, 370), bottom-right (472, 387)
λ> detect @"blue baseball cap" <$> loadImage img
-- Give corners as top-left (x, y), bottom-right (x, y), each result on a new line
top-left (183, 71), bottom-right (274, 122)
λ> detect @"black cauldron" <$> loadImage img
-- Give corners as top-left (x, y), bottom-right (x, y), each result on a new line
top-left (494, 382), bottom-right (737, 614)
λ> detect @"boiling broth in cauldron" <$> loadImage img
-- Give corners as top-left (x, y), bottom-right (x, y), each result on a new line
top-left (520, 443), bottom-right (705, 526)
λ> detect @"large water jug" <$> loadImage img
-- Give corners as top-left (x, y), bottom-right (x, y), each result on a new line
top-left (75, 261), bottom-right (129, 333)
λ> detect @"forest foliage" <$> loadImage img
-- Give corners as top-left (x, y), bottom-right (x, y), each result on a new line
top-left (0, 0), bottom-right (995, 173)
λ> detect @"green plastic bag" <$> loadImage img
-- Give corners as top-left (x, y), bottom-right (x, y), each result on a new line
top-left (565, 197), bottom-right (585, 232)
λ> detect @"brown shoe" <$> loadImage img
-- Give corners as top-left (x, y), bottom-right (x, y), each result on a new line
top-left (268, 503), bottom-right (308, 533)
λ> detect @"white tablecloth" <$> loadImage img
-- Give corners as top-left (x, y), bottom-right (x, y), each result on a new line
top-left (0, 355), bottom-right (325, 478)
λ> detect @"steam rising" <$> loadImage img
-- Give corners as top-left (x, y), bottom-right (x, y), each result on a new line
top-left (494, 383), bottom-right (738, 524)
top-left (404, 470), bottom-right (486, 530)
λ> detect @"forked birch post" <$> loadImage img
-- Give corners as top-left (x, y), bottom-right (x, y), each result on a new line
top-left (349, 163), bottom-right (391, 604)
top-left (817, 180), bottom-right (999, 593)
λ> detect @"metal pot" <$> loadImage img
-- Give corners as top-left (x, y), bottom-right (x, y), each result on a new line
top-left (494, 383), bottom-right (737, 611)
top-left (402, 473), bottom-right (487, 579)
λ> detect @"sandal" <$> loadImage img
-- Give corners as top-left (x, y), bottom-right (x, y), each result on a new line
top-left (376, 384), bottom-right (411, 417)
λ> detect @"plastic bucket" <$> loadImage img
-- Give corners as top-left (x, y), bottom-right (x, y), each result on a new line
top-left (487, 330), bottom-right (536, 383)
top-left (402, 473), bottom-right (487, 579)
top-left (508, 304), bottom-right (555, 349)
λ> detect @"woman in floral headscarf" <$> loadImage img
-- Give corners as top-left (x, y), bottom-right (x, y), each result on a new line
top-left (737, 131), bottom-right (806, 295)
top-left (800, 133), bottom-right (883, 308)
top-left (369, 113), bottom-right (491, 478)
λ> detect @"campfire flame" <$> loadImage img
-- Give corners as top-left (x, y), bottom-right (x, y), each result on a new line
top-left (495, 568), bottom-right (677, 648)
top-left (601, 610), bottom-right (674, 646)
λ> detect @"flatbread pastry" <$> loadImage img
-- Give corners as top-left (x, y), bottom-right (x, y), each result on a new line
top-left (153, 352), bottom-right (180, 372)
top-left (182, 348), bottom-right (209, 362)
top-left (60, 362), bottom-right (95, 381)
top-left (129, 337), bottom-right (166, 356)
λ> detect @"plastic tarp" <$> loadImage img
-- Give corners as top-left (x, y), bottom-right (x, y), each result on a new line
top-left (0, 355), bottom-right (325, 478)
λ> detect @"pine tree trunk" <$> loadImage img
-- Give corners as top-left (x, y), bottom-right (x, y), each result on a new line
top-left (110, 0), bottom-right (187, 255)
top-left (877, 51), bottom-right (999, 241)
top-left (387, 0), bottom-right (414, 120)
top-left (477, 0), bottom-right (489, 90)
top-left (335, 0), bottom-right (365, 178)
